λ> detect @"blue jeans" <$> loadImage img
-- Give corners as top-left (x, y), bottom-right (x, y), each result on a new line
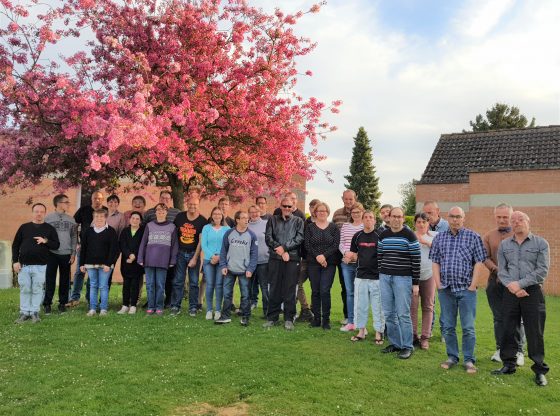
top-left (172, 251), bottom-right (199, 311)
top-left (70, 252), bottom-right (85, 301)
top-left (354, 278), bottom-right (385, 332)
top-left (222, 273), bottom-right (251, 319)
top-left (340, 262), bottom-right (357, 324)
top-left (438, 287), bottom-right (477, 364)
top-left (145, 267), bottom-right (167, 311)
top-left (18, 265), bottom-right (46, 314)
top-left (203, 260), bottom-right (223, 313)
top-left (379, 274), bottom-right (413, 350)
top-left (87, 267), bottom-right (111, 311)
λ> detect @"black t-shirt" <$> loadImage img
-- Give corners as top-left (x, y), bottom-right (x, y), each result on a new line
top-left (12, 222), bottom-right (60, 265)
top-left (350, 229), bottom-right (380, 280)
top-left (174, 212), bottom-right (207, 252)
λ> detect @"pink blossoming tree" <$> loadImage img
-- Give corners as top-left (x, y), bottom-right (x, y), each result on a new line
top-left (0, 0), bottom-right (339, 208)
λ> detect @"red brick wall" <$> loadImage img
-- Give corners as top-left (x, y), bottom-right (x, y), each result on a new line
top-left (416, 169), bottom-right (560, 295)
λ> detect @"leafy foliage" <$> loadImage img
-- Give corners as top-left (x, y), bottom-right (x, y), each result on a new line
top-left (398, 179), bottom-right (417, 216)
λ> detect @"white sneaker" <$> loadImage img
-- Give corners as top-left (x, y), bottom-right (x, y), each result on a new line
top-left (340, 323), bottom-right (356, 332)
top-left (206, 311), bottom-right (213, 320)
top-left (491, 349), bottom-right (502, 362)
top-left (128, 306), bottom-right (137, 315)
top-left (87, 309), bottom-right (96, 317)
top-left (117, 306), bottom-right (129, 315)
top-left (340, 318), bottom-right (348, 325)
top-left (516, 352), bottom-right (525, 366)
top-left (99, 309), bottom-right (108, 316)
top-left (214, 311), bottom-right (221, 320)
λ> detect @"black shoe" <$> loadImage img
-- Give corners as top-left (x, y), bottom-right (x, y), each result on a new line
top-left (398, 348), bottom-right (413, 359)
top-left (296, 308), bottom-right (314, 322)
top-left (240, 317), bottom-right (249, 326)
top-left (44, 305), bottom-right (51, 315)
top-left (413, 337), bottom-right (421, 347)
top-left (381, 345), bottom-right (401, 354)
top-left (58, 304), bottom-right (67, 313)
top-left (197, 303), bottom-right (203, 312)
top-left (322, 320), bottom-right (331, 330)
top-left (535, 374), bottom-right (548, 387)
top-left (491, 366), bottom-right (516, 375)
top-left (215, 317), bottom-right (232, 324)
top-left (309, 319), bottom-right (321, 328)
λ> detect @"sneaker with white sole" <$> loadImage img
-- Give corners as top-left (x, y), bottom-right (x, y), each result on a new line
top-left (206, 311), bottom-right (213, 320)
top-left (128, 306), bottom-right (137, 314)
top-left (516, 352), bottom-right (525, 366)
top-left (214, 311), bottom-right (221, 320)
top-left (99, 310), bottom-right (108, 316)
top-left (87, 309), bottom-right (96, 317)
top-left (491, 349), bottom-right (502, 362)
top-left (117, 306), bottom-right (129, 315)
top-left (215, 317), bottom-right (232, 324)
top-left (340, 323), bottom-right (356, 332)
top-left (340, 318), bottom-right (348, 325)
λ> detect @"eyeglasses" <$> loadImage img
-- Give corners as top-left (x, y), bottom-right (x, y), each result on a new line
top-left (59, 201), bottom-right (70, 204)
top-left (351, 211), bottom-right (362, 214)
top-left (391, 215), bottom-right (404, 219)
top-left (282, 205), bottom-right (292, 208)
top-left (448, 215), bottom-right (463, 219)
top-left (315, 210), bottom-right (328, 213)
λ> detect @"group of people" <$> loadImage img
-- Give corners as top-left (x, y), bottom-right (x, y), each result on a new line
top-left (11, 189), bottom-right (550, 386)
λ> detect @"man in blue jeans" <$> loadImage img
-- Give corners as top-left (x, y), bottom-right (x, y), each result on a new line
top-left (215, 210), bottom-right (258, 326)
top-left (377, 207), bottom-right (421, 359)
top-left (170, 196), bottom-right (207, 316)
top-left (430, 206), bottom-right (487, 374)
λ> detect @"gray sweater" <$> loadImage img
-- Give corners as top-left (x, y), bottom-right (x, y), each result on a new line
top-left (45, 212), bottom-right (78, 256)
top-left (219, 228), bottom-right (258, 274)
top-left (248, 218), bottom-right (269, 264)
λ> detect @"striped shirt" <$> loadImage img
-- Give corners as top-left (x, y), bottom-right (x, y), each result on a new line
top-left (339, 222), bottom-right (364, 257)
top-left (429, 227), bottom-right (486, 292)
top-left (377, 227), bottom-right (421, 284)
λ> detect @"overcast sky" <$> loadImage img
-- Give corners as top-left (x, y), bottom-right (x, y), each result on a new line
top-left (257, 0), bottom-right (560, 212)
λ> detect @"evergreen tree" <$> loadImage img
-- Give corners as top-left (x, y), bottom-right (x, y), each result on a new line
top-left (344, 127), bottom-right (381, 211)
top-left (398, 179), bottom-right (417, 216)
top-left (469, 103), bottom-right (536, 132)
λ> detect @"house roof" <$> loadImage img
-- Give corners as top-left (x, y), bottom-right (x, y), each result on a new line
top-left (418, 125), bottom-right (560, 184)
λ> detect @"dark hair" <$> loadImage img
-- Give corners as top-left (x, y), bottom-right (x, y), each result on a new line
top-left (107, 194), bottom-right (120, 204)
top-left (53, 194), bottom-right (68, 207)
top-left (380, 204), bottom-right (393, 211)
top-left (233, 210), bottom-right (247, 225)
top-left (209, 206), bottom-right (225, 226)
top-left (414, 212), bottom-right (430, 222)
top-left (93, 208), bottom-right (108, 217)
top-left (256, 196), bottom-right (267, 204)
top-left (159, 190), bottom-right (172, 198)
top-left (155, 203), bottom-right (168, 211)
top-left (132, 195), bottom-right (146, 205)
top-left (129, 211), bottom-right (143, 222)
top-left (31, 203), bottom-right (47, 211)
top-left (218, 196), bottom-right (230, 204)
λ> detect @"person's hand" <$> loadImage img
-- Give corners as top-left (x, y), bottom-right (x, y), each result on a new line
top-left (102, 265), bottom-right (110, 273)
top-left (69, 255), bottom-right (76, 265)
top-left (139, 263), bottom-right (143, 267)
top-left (275, 246), bottom-right (285, 256)
top-left (222, 268), bottom-right (228, 276)
top-left (80, 265), bottom-right (86, 273)
top-left (211, 255), bottom-right (219, 265)
top-left (246, 271), bottom-right (252, 278)
top-left (34, 236), bottom-right (48, 244)
top-left (412, 285), bottom-right (419, 296)
top-left (188, 258), bottom-right (197, 268)
top-left (468, 284), bottom-right (477, 292)
top-left (13, 262), bottom-right (21, 273)
top-left (516, 289), bottom-right (529, 298)
top-left (281, 252), bottom-right (290, 262)
top-left (506, 281), bottom-right (521, 294)
top-left (316, 254), bottom-right (326, 267)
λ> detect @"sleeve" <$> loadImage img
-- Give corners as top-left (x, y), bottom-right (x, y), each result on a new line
top-left (339, 223), bottom-right (348, 254)
top-left (248, 231), bottom-right (258, 273)
top-left (472, 234), bottom-right (487, 263)
top-left (11, 225), bottom-right (23, 263)
top-left (377, 234), bottom-right (384, 263)
top-left (304, 225), bottom-right (314, 258)
top-left (323, 224), bottom-right (340, 259)
top-left (70, 221), bottom-right (78, 256)
top-left (73, 207), bottom-right (82, 224)
top-left (265, 218), bottom-right (280, 250)
top-left (519, 238), bottom-right (550, 288)
top-left (46, 225), bottom-right (60, 250)
top-left (408, 232), bottom-right (421, 285)
top-left (350, 232), bottom-right (359, 253)
top-left (496, 241), bottom-right (512, 286)
top-left (108, 228), bottom-right (119, 266)
top-left (137, 226), bottom-right (149, 265)
top-left (428, 234), bottom-right (441, 264)
top-left (120, 229), bottom-right (131, 259)
top-left (201, 225), bottom-right (211, 260)
top-left (482, 233), bottom-right (496, 272)
top-left (219, 230), bottom-right (231, 269)
top-left (169, 227), bottom-right (179, 266)
top-left (79, 230), bottom-right (88, 267)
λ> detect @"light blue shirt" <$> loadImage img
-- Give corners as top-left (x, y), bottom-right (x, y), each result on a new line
top-left (201, 224), bottom-right (230, 261)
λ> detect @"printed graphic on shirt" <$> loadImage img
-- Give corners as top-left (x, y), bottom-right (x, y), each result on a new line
top-left (358, 242), bottom-right (377, 248)
top-left (179, 223), bottom-right (197, 245)
top-left (148, 230), bottom-right (172, 246)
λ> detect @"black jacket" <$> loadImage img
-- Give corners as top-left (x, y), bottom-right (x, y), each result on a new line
top-left (79, 226), bottom-right (119, 267)
top-left (265, 214), bottom-right (304, 261)
top-left (119, 225), bottom-right (145, 276)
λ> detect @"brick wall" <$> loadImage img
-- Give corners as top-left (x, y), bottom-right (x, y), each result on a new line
top-left (416, 169), bottom-right (560, 295)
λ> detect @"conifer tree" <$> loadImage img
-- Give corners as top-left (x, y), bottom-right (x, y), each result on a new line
top-left (344, 127), bottom-right (381, 211)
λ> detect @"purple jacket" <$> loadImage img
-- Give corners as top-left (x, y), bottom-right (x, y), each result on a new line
top-left (138, 221), bottom-right (178, 269)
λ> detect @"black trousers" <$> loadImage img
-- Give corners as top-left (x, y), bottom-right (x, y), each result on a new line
top-left (486, 275), bottom-right (524, 351)
top-left (500, 285), bottom-right (549, 375)
top-left (308, 263), bottom-right (336, 322)
top-left (44, 253), bottom-right (71, 306)
top-left (337, 264), bottom-right (348, 319)
top-left (165, 266), bottom-right (175, 307)
top-left (122, 272), bottom-right (143, 307)
top-left (267, 258), bottom-right (299, 322)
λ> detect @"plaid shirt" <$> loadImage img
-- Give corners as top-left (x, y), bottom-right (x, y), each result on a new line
top-left (429, 227), bottom-right (486, 292)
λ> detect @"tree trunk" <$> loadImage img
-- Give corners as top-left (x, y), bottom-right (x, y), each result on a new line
top-left (168, 173), bottom-right (185, 211)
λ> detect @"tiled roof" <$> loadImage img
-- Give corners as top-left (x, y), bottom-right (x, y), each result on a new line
top-left (418, 125), bottom-right (560, 184)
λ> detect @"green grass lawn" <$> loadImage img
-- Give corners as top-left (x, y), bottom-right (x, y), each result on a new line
top-left (1, 279), bottom-right (558, 416)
